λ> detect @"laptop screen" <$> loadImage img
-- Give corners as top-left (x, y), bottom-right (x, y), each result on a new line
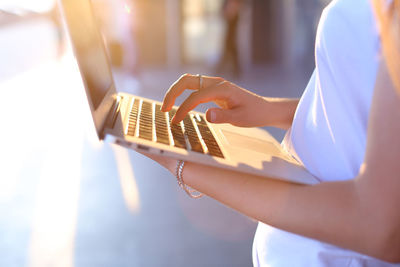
top-left (61, 0), bottom-right (113, 110)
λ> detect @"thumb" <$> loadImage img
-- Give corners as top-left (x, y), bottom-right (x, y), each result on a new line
top-left (206, 108), bottom-right (235, 124)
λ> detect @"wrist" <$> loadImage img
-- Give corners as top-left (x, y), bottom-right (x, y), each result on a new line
top-left (175, 160), bottom-right (203, 198)
top-left (262, 97), bottom-right (299, 129)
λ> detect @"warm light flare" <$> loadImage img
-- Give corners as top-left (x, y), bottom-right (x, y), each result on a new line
top-left (28, 138), bottom-right (82, 267)
top-left (0, 0), bottom-right (56, 13)
top-left (24, 54), bottom-right (88, 267)
top-left (112, 145), bottom-right (141, 214)
top-left (124, 3), bottom-right (132, 14)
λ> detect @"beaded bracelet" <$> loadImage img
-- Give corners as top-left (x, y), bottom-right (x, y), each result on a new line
top-left (176, 160), bottom-right (203, 199)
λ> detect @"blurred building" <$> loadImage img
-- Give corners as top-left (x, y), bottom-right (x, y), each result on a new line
top-left (127, 0), bottom-right (328, 70)
top-left (0, 0), bottom-right (328, 78)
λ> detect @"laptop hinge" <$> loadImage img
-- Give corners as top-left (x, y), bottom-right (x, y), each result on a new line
top-left (102, 95), bottom-right (122, 139)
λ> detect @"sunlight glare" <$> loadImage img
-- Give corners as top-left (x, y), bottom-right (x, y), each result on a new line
top-left (112, 145), bottom-right (141, 214)
top-left (0, 157), bottom-right (21, 202)
top-left (28, 134), bottom-right (82, 267)
top-left (0, 0), bottom-right (55, 13)
top-left (124, 3), bottom-right (132, 14)
top-left (27, 54), bottom-right (87, 267)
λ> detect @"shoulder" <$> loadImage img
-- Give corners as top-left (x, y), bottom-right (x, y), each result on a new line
top-left (317, 0), bottom-right (376, 44)
top-left (315, 0), bottom-right (380, 66)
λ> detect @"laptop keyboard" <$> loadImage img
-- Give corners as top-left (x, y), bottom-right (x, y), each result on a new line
top-left (126, 98), bottom-right (224, 158)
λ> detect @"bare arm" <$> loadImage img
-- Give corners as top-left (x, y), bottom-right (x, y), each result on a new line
top-left (260, 97), bottom-right (299, 129)
top-left (149, 63), bottom-right (400, 262)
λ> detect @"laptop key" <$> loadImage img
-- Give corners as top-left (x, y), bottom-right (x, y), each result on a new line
top-left (139, 101), bottom-right (153, 141)
top-left (183, 115), bottom-right (204, 154)
top-left (195, 115), bottom-right (224, 158)
top-left (155, 104), bottom-right (170, 145)
top-left (127, 99), bottom-right (140, 136)
top-left (168, 109), bottom-right (187, 149)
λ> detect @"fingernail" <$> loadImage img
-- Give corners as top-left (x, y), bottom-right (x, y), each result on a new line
top-left (209, 110), bottom-right (216, 122)
top-left (161, 105), bottom-right (169, 112)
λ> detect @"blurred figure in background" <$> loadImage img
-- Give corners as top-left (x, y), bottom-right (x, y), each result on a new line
top-left (216, 0), bottom-right (243, 78)
top-left (295, 0), bottom-right (322, 67)
top-left (91, 0), bottom-right (140, 92)
top-left (92, 0), bottom-right (138, 76)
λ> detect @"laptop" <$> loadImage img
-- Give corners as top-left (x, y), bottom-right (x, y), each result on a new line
top-left (59, 0), bottom-right (319, 185)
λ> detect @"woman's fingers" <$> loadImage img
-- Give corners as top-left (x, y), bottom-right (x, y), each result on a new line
top-left (161, 74), bottom-right (224, 111)
top-left (171, 81), bottom-right (230, 124)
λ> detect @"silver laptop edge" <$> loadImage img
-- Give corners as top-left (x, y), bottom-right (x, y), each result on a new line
top-left (59, 0), bottom-right (117, 139)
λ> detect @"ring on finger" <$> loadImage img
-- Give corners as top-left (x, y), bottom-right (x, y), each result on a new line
top-left (197, 74), bottom-right (203, 89)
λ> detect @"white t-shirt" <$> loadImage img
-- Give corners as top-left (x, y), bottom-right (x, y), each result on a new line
top-left (253, 0), bottom-right (400, 266)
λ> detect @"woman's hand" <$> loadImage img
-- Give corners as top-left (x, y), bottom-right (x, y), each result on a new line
top-left (161, 74), bottom-right (299, 129)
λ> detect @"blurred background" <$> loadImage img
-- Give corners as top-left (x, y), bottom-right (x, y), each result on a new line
top-left (0, 0), bottom-right (329, 266)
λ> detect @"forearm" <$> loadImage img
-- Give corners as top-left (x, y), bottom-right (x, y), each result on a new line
top-left (260, 97), bottom-right (299, 129)
top-left (181, 162), bottom-right (393, 261)
top-left (154, 66), bottom-right (400, 262)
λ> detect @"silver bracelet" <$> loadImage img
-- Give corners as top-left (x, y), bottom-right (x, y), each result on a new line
top-left (176, 160), bottom-right (203, 199)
